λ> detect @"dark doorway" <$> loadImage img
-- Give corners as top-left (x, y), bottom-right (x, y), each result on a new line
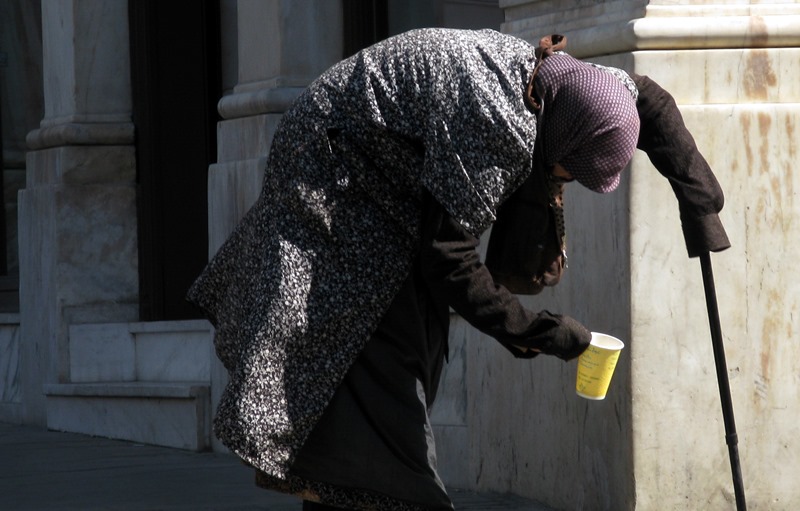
top-left (343, 0), bottom-right (389, 58)
top-left (129, 0), bottom-right (221, 320)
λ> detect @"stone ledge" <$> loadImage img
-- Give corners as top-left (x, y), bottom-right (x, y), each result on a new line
top-left (0, 313), bottom-right (20, 325)
top-left (44, 382), bottom-right (211, 451)
top-left (26, 122), bottom-right (135, 150)
top-left (68, 320), bottom-right (214, 383)
top-left (504, 13), bottom-right (800, 58)
top-left (217, 87), bottom-right (304, 120)
top-left (127, 319), bottom-right (213, 334)
top-left (43, 382), bottom-right (210, 399)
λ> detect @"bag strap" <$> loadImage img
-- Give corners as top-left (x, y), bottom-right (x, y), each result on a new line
top-left (524, 34), bottom-right (567, 112)
top-left (547, 169), bottom-right (568, 268)
top-left (524, 34), bottom-right (569, 265)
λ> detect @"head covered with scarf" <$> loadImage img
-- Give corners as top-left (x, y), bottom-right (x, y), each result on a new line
top-left (535, 53), bottom-right (640, 193)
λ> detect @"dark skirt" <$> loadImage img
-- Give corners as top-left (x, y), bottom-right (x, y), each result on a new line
top-left (257, 262), bottom-right (454, 510)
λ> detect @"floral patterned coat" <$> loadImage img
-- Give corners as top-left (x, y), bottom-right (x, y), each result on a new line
top-left (187, 28), bottom-right (541, 479)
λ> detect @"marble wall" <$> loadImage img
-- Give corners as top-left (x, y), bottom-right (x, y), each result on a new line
top-left (466, 1), bottom-right (800, 509)
top-left (18, 0), bottom-right (139, 425)
top-left (627, 47), bottom-right (799, 510)
top-left (0, 318), bottom-right (21, 423)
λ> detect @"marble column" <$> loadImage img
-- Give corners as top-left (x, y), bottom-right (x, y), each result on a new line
top-left (19, 0), bottom-right (138, 425)
top-left (449, 1), bottom-right (800, 508)
top-left (210, 0), bottom-right (344, 252)
top-left (0, 0), bottom-right (43, 424)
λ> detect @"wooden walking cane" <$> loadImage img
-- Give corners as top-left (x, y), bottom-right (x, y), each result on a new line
top-left (699, 252), bottom-right (747, 510)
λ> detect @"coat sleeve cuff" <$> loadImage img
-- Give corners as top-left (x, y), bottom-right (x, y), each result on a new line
top-left (682, 212), bottom-right (732, 258)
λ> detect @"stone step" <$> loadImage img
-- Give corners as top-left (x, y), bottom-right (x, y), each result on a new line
top-left (68, 320), bottom-right (214, 383)
top-left (43, 382), bottom-right (211, 451)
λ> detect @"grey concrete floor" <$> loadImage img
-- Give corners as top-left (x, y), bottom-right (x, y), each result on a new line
top-left (0, 423), bottom-right (554, 511)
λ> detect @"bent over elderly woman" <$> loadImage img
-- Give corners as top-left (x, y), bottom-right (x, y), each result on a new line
top-left (188, 28), bottom-right (727, 510)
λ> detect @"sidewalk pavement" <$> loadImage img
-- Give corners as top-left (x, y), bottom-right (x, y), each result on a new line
top-left (0, 422), bottom-right (554, 511)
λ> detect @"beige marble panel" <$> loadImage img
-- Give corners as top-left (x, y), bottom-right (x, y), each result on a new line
top-left (502, 1), bottom-right (800, 59)
top-left (135, 329), bottom-right (213, 383)
top-left (44, 383), bottom-right (210, 451)
top-left (0, 323), bottom-right (20, 403)
top-left (40, 0), bottom-right (131, 126)
top-left (235, 0), bottom-right (343, 93)
top-left (216, 114), bottom-right (283, 163)
top-left (207, 158), bottom-right (266, 255)
top-left (69, 323), bottom-right (135, 383)
top-left (629, 48), bottom-right (800, 105)
top-left (53, 184), bottom-right (138, 306)
top-left (630, 102), bottom-right (800, 508)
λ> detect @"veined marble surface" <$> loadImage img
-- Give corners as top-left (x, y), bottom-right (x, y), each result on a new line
top-left (45, 386), bottom-right (210, 451)
top-left (502, 1), bottom-right (800, 58)
top-left (0, 324), bottom-right (20, 403)
top-left (69, 320), bottom-right (214, 383)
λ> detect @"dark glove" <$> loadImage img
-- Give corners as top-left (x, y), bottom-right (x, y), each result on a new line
top-left (506, 311), bottom-right (591, 361)
top-left (536, 312), bottom-right (592, 361)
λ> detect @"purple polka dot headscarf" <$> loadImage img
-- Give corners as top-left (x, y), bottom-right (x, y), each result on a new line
top-left (536, 54), bottom-right (640, 193)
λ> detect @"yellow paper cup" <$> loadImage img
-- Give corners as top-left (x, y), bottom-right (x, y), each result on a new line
top-left (575, 332), bottom-right (624, 400)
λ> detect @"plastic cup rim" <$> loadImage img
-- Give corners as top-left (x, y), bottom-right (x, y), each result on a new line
top-left (589, 332), bottom-right (624, 351)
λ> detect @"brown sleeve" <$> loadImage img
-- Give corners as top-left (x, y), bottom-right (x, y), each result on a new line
top-left (632, 73), bottom-right (731, 257)
top-left (417, 192), bottom-right (590, 361)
